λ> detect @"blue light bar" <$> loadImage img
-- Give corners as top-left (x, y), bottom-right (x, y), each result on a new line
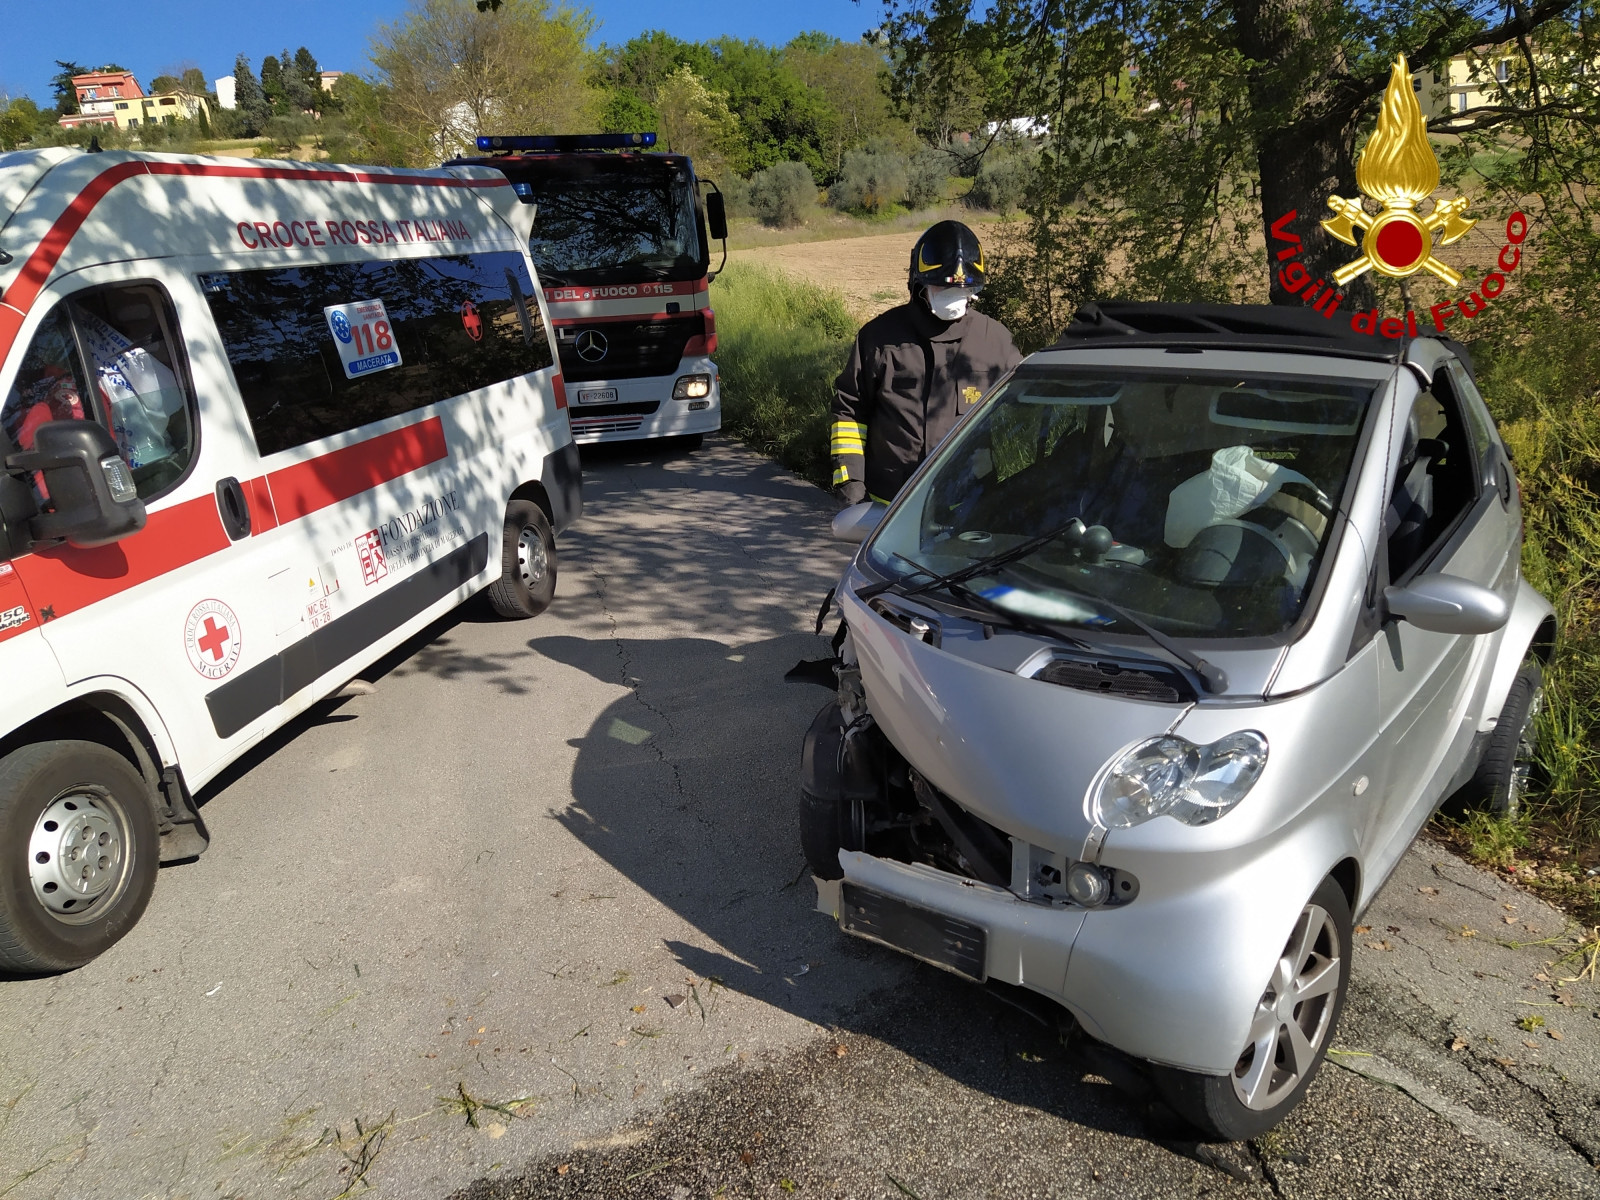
top-left (476, 133), bottom-right (657, 152)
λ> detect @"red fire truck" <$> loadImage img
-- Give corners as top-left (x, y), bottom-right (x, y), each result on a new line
top-left (449, 134), bottom-right (727, 448)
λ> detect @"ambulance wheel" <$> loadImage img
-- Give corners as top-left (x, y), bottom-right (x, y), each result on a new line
top-left (488, 500), bottom-right (557, 619)
top-left (0, 741), bottom-right (160, 973)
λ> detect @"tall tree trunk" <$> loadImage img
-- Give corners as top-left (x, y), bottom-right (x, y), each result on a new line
top-left (1255, 117), bottom-right (1374, 309)
top-left (1235, 0), bottom-right (1375, 309)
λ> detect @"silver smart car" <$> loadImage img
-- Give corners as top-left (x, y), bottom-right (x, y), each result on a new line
top-left (801, 302), bottom-right (1554, 1139)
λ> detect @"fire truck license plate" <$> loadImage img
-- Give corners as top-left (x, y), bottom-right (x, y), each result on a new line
top-left (576, 388), bottom-right (617, 405)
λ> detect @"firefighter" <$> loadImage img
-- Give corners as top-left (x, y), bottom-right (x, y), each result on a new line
top-left (831, 220), bottom-right (1021, 505)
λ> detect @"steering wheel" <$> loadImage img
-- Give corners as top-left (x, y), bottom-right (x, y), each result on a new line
top-left (1278, 480), bottom-right (1336, 520)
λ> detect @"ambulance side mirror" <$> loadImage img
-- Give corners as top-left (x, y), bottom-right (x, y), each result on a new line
top-left (4, 421), bottom-right (147, 550)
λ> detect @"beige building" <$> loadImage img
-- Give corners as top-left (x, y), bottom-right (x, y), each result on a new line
top-left (114, 88), bottom-right (213, 130)
top-left (1421, 49), bottom-right (1517, 119)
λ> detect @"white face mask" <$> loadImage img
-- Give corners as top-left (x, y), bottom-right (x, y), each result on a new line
top-left (926, 286), bottom-right (977, 321)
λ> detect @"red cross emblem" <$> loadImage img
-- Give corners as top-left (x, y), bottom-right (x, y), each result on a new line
top-left (184, 599), bottom-right (242, 679)
top-left (197, 615), bottom-right (231, 661)
top-left (461, 300), bottom-right (483, 342)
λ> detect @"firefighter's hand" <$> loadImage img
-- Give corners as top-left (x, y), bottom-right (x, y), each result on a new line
top-left (837, 479), bottom-right (867, 506)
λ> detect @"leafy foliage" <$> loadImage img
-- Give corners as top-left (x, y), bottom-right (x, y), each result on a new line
top-left (713, 262), bottom-right (857, 487)
top-left (831, 142), bottom-right (909, 214)
top-left (906, 146), bottom-right (956, 208)
top-left (747, 161), bottom-right (817, 227)
top-left (371, 0), bottom-right (597, 164)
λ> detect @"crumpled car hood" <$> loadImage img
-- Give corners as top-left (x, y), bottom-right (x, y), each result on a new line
top-left (840, 584), bottom-right (1187, 855)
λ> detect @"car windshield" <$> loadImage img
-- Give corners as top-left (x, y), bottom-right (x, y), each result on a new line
top-left (865, 364), bottom-right (1379, 640)
top-left (516, 160), bottom-right (705, 284)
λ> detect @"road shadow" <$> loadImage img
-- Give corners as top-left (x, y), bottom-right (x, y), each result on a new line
top-left (536, 628), bottom-right (1193, 1151)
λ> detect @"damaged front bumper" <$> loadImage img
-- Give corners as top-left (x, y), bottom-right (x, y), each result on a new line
top-left (817, 851), bottom-right (1087, 1018)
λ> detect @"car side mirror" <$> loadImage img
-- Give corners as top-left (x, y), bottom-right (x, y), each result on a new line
top-left (831, 500), bottom-right (887, 544)
top-left (4, 420), bottom-right (146, 549)
top-left (704, 189), bottom-right (728, 242)
top-left (1383, 573), bottom-right (1508, 635)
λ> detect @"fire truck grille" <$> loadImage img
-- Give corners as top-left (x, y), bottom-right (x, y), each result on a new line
top-left (556, 314), bottom-right (704, 382)
top-left (567, 401), bottom-right (662, 439)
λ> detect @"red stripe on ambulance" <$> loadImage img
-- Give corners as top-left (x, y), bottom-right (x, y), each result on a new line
top-left (262, 417), bottom-right (447, 523)
top-left (6, 417), bottom-right (448, 625)
top-left (12, 494), bottom-right (231, 622)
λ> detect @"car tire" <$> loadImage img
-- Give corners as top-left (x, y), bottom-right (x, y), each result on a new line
top-left (799, 700), bottom-right (866, 880)
top-left (1153, 875), bottom-right (1352, 1141)
top-left (1460, 659), bottom-right (1543, 817)
top-left (0, 741), bottom-right (160, 973)
top-left (487, 499), bottom-right (557, 619)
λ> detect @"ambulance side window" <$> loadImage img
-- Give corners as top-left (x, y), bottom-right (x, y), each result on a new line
top-left (0, 283), bottom-right (197, 501)
top-left (199, 251), bottom-right (554, 457)
top-left (1, 308), bottom-right (95, 459)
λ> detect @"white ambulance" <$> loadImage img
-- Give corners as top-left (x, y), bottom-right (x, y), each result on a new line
top-left (0, 148), bottom-right (579, 971)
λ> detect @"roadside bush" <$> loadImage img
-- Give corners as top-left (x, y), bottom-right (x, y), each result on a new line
top-left (747, 161), bottom-right (816, 228)
top-left (713, 262), bottom-right (856, 487)
top-left (717, 174), bottom-right (754, 220)
top-left (966, 150), bottom-right (1037, 214)
top-left (1474, 320), bottom-right (1600, 841)
top-left (906, 147), bottom-right (954, 209)
top-left (830, 147), bottom-right (909, 214)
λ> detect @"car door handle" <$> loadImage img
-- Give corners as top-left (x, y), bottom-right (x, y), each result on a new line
top-left (215, 477), bottom-right (251, 540)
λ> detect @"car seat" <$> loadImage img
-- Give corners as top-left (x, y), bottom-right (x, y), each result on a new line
top-left (1385, 408), bottom-right (1439, 578)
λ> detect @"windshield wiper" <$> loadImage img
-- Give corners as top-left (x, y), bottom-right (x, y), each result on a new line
top-left (880, 554), bottom-right (1092, 650)
top-left (1012, 568), bottom-right (1229, 694)
top-left (859, 517), bottom-right (1099, 606)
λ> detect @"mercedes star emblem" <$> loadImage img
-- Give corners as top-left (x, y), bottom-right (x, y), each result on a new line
top-left (575, 329), bottom-right (609, 362)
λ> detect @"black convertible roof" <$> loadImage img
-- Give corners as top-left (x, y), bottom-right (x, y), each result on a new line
top-left (1048, 301), bottom-right (1418, 366)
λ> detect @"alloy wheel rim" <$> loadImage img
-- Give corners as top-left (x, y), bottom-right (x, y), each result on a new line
top-left (27, 787), bottom-right (134, 925)
top-left (516, 526), bottom-right (548, 588)
top-left (1232, 902), bottom-right (1342, 1110)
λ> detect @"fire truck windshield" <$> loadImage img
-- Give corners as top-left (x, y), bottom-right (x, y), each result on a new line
top-left (517, 159), bottom-right (706, 286)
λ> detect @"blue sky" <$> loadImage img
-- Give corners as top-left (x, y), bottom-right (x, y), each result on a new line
top-left (0, 1), bottom-right (880, 104)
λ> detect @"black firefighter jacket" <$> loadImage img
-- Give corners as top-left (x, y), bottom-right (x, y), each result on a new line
top-left (831, 301), bottom-right (1022, 502)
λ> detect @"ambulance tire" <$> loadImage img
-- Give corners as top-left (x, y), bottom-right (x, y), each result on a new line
top-left (488, 500), bottom-right (557, 619)
top-left (0, 741), bottom-right (159, 974)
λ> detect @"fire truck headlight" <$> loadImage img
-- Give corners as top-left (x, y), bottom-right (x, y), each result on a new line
top-left (673, 374), bottom-right (712, 400)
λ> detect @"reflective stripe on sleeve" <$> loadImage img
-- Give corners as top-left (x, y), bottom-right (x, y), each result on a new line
top-left (833, 464), bottom-right (849, 486)
top-left (830, 418), bottom-right (868, 455)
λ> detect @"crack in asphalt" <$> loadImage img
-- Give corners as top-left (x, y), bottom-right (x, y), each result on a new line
top-left (1429, 858), bottom-right (1507, 902)
top-left (1495, 1060), bottom-right (1600, 1168)
top-left (1328, 1051), bottom-right (1600, 1195)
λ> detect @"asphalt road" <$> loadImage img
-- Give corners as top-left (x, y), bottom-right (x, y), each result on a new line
top-left (1, 440), bottom-right (1596, 1200)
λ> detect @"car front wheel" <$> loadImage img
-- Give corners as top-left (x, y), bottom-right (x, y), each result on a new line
top-left (0, 741), bottom-right (160, 973)
top-left (1460, 659), bottom-right (1543, 816)
top-left (1154, 875), bottom-right (1352, 1140)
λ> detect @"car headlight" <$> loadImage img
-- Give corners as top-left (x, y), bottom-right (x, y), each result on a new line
top-left (1090, 731), bottom-right (1268, 828)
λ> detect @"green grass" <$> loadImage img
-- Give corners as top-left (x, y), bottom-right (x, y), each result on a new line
top-left (1432, 318), bottom-right (1600, 924)
top-left (713, 262), bottom-right (856, 488)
